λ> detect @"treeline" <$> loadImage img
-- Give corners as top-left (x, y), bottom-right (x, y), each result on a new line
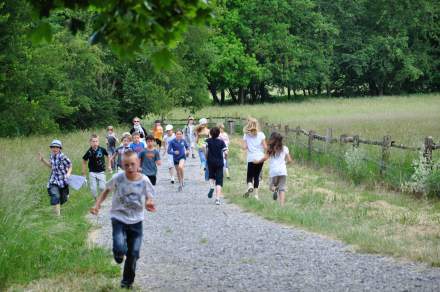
top-left (1, 0), bottom-right (440, 136)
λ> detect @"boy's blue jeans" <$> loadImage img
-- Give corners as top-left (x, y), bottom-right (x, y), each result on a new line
top-left (111, 218), bottom-right (143, 286)
top-left (197, 148), bottom-right (209, 181)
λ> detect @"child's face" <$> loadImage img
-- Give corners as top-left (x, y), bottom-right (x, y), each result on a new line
top-left (90, 138), bottom-right (99, 148)
top-left (155, 122), bottom-right (161, 127)
top-left (107, 128), bottom-right (113, 133)
top-left (133, 135), bottom-right (140, 143)
top-left (50, 146), bottom-right (61, 155)
top-left (146, 139), bottom-right (154, 147)
top-left (167, 130), bottom-right (173, 136)
top-left (188, 119), bottom-right (194, 125)
top-left (175, 132), bottom-right (183, 140)
top-left (122, 137), bottom-right (130, 146)
top-left (122, 155), bottom-right (140, 174)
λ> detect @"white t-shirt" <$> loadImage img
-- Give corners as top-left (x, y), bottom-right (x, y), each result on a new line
top-left (243, 132), bottom-right (266, 163)
top-left (107, 172), bottom-right (155, 224)
top-left (269, 146), bottom-right (289, 177)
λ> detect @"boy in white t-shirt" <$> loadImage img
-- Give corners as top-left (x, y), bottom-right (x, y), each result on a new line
top-left (255, 132), bottom-right (292, 206)
top-left (242, 117), bottom-right (267, 200)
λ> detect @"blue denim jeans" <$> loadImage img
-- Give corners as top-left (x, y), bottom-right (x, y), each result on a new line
top-left (111, 218), bottom-right (143, 286)
top-left (47, 184), bottom-right (69, 205)
top-left (197, 148), bottom-right (209, 181)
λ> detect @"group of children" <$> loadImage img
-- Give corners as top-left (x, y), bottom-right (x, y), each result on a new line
top-left (37, 116), bottom-right (292, 289)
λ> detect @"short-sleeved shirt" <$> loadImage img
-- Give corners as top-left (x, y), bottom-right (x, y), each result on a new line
top-left (269, 146), bottom-right (290, 177)
top-left (130, 142), bottom-right (145, 154)
top-left (243, 132), bottom-right (266, 162)
top-left (114, 145), bottom-right (131, 168)
top-left (206, 138), bottom-right (228, 168)
top-left (106, 172), bottom-right (155, 224)
top-left (82, 146), bottom-right (108, 172)
top-left (47, 152), bottom-right (72, 188)
top-left (139, 148), bottom-right (161, 176)
top-left (163, 133), bottom-right (175, 146)
top-left (219, 132), bottom-right (230, 147)
top-left (153, 126), bottom-right (163, 141)
top-left (167, 139), bottom-right (189, 162)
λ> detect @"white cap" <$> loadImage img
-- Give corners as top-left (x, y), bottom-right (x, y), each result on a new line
top-left (165, 124), bottom-right (173, 131)
top-left (199, 118), bottom-right (208, 125)
top-left (49, 139), bottom-right (62, 148)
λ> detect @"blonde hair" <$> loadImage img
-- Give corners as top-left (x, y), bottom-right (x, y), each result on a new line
top-left (243, 117), bottom-right (259, 135)
top-left (121, 133), bottom-right (132, 141)
top-left (217, 123), bottom-right (225, 132)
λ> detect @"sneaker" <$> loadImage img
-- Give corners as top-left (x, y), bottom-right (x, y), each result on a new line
top-left (192, 154), bottom-right (196, 159)
top-left (178, 185), bottom-right (182, 192)
top-left (120, 282), bottom-right (132, 289)
top-left (114, 255), bottom-right (124, 264)
top-left (243, 185), bottom-right (253, 198)
top-left (273, 187), bottom-right (279, 201)
top-left (254, 194), bottom-right (260, 200)
top-left (171, 177), bottom-right (175, 184)
top-left (207, 188), bottom-right (214, 198)
top-left (215, 198), bottom-right (220, 205)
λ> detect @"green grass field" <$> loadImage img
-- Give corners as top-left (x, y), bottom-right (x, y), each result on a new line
top-left (0, 129), bottom-right (122, 290)
top-left (168, 94), bottom-right (440, 146)
top-left (224, 137), bottom-right (440, 266)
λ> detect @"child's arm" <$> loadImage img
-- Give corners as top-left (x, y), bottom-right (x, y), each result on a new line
top-left (105, 155), bottom-right (112, 172)
top-left (38, 152), bottom-right (52, 169)
top-left (262, 139), bottom-right (268, 151)
top-left (67, 164), bottom-right (73, 178)
top-left (253, 153), bottom-right (269, 164)
top-left (145, 197), bottom-right (156, 212)
top-left (90, 188), bottom-right (110, 215)
top-left (242, 140), bottom-right (248, 151)
top-left (285, 152), bottom-right (293, 164)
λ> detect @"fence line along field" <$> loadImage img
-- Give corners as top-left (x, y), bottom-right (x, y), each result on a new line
top-left (168, 94), bottom-right (440, 146)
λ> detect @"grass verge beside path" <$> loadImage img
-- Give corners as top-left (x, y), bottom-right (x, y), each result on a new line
top-left (0, 130), bottom-right (120, 290)
top-left (224, 137), bottom-right (440, 266)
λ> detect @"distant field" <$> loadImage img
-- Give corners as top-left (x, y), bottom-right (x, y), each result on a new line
top-left (168, 94), bottom-right (440, 146)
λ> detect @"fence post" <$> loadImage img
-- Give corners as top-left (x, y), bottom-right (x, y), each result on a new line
top-left (295, 126), bottom-right (301, 146)
top-left (285, 125), bottom-right (289, 137)
top-left (227, 119), bottom-right (235, 135)
top-left (325, 128), bottom-right (333, 151)
top-left (353, 135), bottom-right (359, 148)
top-left (424, 136), bottom-right (434, 166)
top-left (380, 135), bottom-right (391, 176)
top-left (308, 130), bottom-right (315, 161)
top-left (339, 134), bottom-right (347, 144)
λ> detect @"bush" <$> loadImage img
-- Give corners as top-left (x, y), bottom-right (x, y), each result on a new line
top-left (344, 147), bottom-right (368, 184)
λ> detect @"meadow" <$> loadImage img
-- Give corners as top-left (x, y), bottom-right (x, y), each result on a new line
top-left (0, 129), bottom-right (122, 290)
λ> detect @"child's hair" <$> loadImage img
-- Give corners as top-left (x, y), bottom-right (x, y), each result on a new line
top-left (243, 117), bottom-right (259, 135)
top-left (195, 124), bottom-right (207, 134)
top-left (132, 131), bottom-right (140, 138)
top-left (175, 129), bottom-right (183, 135)
top-left (121, 133), bottom-right (132, 141)
top-left (217, 123), bottom-right (225, 132)
top-left (154, 120), bottom-right (161, 124)
top-left (107, 126), bottom-right (114, 131)
top-left (122, 150), bottom-right (138, 161)
top-left (267, 132), bottom-right (284, 157)
top-left (210, 127), bottom-right (220, 139)
top-left (89, 134), bottom-right (99, 141)
top-left (145, 135), bottom-right (155, 141)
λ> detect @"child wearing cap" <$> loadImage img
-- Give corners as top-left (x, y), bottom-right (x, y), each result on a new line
top-left (195, 118), bottom-right (210, 181)
top-left (38, 139), bottom-right (73, 216)
top-left (152, 120), bottom-right (164, 150)
top-left (163, 124), bottom-right (176, 184)
top-left (183, 116), bottom-right (196, 158)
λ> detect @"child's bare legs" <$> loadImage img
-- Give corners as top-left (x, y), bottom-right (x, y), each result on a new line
top-left (175, 159), bottom-right (185, 188)
top-left (168, 167), bottom-right (175, 182)
top-left (279, 191), bottom-right (285, 206)
top-left (215, 185), bottom-right (222, 199)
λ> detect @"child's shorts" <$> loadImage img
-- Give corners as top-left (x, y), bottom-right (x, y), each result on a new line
top-left (208, 164), bottom-right (224, 186)
top-left (47, 184), bottom-right (69, 205)
top-left (147, 175), bottom-right (157, 186)
top-left (167, 154), bottom-right (174, 168)
top-left (269, 176), bottom-right (287, 192)
top-left (174, 158), bottom-right (185, 166)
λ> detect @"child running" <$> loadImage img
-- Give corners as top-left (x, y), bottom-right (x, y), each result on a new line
top-left (106, 126), bottom-right (118, 172)
top-left (195, 118), bottom-right (210, 181)
top-left (183, 116), bottom-right (196, 158)
top-left (152, 120), bottom-right (163, 150)
top-left (129, 131), bottom-right (146, 154)
top-left (242, 117), bottom-right (267, 200)
top-left (82, 134), bottom-right (111, 200)
top-left (163, 124), bottom-right (176, 184)
top-left (139, 135), bottom-right (161, 186)
top-left (38, 139), bottom-right (72, 216)
top-left (255, 132), bottom-right (292, 206)
top-left (218, 123), bottom-right (230, 179)
top-left (167, 129), bottom-right (189, 191)
top-left (205, 127), bottom-right (228, 205)
top-left (111, 133), bottom-right (132, 173)
top-left (90, 151), bottom-right (155, 289)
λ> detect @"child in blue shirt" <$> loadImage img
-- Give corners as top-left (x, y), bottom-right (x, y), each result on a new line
top-left (139, 135), bottom-right (161, 185)
top-left (167, 129), bottom-right (189, 191)
top-left (129, 131), bottom-right (145, 154)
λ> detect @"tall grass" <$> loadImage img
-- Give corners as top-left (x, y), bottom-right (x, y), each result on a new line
top-left (0, 130), bottom-right (120, 289)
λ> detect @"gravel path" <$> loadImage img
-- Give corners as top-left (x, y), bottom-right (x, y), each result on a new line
top-left (90, 157), bottom-right (440, 291)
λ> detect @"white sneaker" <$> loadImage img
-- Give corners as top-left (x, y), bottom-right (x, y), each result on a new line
top-left (215, 198), bottom-right (220, 205)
